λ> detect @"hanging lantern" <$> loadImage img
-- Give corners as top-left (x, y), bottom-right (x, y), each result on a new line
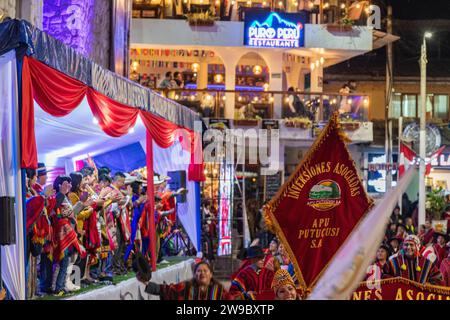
top-left (320, 57), bottom-right (325, 65)
top-left (263, 83), bottom-right (269, 91)
top-left (214, 74), bottom-right (223, 83)
top-left (253, 64), bottom-right (262, 75)
top-left (191, 62), bottom-right (200, 72)
top-left (131, 60), bottom-right (139, 71)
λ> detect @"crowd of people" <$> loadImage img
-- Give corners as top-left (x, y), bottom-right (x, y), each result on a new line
top-left (158, 71), bottom-right (185, 89)
top-left (365, 205), bottom-right (450, 286)
top-left (24, 160), bottom-right (186, 298)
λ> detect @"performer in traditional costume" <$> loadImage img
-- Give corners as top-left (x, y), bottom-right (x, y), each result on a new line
top-left (103, 172), bottom-right (132, 274)
top-left (124, 177), bottom-right (147, 263)
top-left (52, 175), bottom-right (86, 296)
top-left (153, 174), bottom-right (187, 261)
top-left (229, 245), bottom-right (275, 300)
top-left (271, 268), bottom-right (300, 300)
top-left (25, 196), bottom-right (45, 299)
top-left (422, 232), bottom-right (450, 268)
top-left (385, 235), bottom-right (443, 285)
top-left (32, 162), bottom-right (48, 194)
top-left (68, 171), bottom-right (101, 286)
top-left (140, 261), bottom-right (233, 300)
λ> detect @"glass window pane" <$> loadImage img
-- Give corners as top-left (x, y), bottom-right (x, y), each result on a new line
top-left (426, 94), bottom-right (433, 113)
top-left (391, 94), bottom-right (401, 118)
top-left (434, 95), bottom-right (448, 119)
top-left (402, 94), bottom-right (416, 117)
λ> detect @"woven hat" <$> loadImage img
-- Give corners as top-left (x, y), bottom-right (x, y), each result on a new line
top-left (271, 269), bottom-right (296, 294)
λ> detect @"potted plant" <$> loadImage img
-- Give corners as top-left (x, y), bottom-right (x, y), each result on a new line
top-left (185, 11), bottom-right (218, 26)
top-left (426, 188), bottom-right (446, 220)
top-left (326, 14), bottom-right (354, 32)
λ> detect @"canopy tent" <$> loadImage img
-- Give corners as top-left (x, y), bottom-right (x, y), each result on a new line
top-left (0, 19), bottom-right (204, 300)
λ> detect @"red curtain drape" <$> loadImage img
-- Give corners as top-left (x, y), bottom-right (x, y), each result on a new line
top-left (21, 57), bottom-right (38, 168)
top-left (139, 110), bottom-right (204, 181)
top-left (27, 57), bottom-right (87, 116)
top-left (86, 88), bottom-right (139, 137)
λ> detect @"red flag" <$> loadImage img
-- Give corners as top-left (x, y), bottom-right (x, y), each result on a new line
top-left (264, 113), bottom-right (373, 292)
top-left (426, 145), bottom-right (445, 175)
top-left (399, 142), bottom-right (416, 178)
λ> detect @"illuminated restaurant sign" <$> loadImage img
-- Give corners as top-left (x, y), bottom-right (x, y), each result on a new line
top-left (244, 11), bottom-right (306, 48)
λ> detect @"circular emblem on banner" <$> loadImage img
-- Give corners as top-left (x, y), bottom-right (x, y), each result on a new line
top-left (307, 180), bottom-right (342, 211)
top-left (402, 123), bottom-right (442, 156)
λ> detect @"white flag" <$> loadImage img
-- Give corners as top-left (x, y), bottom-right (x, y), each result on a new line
top-left (308, 166), bottom-right (418, 300)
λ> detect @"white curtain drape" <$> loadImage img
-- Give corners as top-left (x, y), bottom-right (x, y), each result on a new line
top-left (148, 140), bottom-right (200, 251)
top-left (0, 50), bottom-right (26, 300)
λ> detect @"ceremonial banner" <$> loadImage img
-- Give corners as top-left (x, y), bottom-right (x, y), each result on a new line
top-left (352, 278), bottom-right (450, 300)
top-left (264, 113), bottom-right (373, 291)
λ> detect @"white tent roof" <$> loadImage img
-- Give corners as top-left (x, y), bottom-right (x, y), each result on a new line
top-left (34, 98), bottom-right (146, 166)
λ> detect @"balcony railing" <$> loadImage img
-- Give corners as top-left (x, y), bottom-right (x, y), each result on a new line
top-left (132, 0), bottom-right (372, 26)
top-left (156, 88), bottom-right (370, 124)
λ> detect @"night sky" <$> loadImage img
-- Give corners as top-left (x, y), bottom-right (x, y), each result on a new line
top-left (325, 1), bottom-right (450, 77)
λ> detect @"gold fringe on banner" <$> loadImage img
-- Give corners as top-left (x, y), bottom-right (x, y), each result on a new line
top-left (262, 112), bottom-right (374, 295)
top-left (358, 277), bottom-right (450, 296)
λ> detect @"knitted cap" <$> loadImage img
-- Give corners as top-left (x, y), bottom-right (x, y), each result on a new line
top-left (403, 234), bottom-right (421, 252)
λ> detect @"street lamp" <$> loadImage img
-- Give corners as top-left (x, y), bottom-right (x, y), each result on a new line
top-left (419, 31), bottom-right (432, 227)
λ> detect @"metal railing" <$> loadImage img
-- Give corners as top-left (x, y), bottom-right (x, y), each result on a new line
top-left (132, 0), bottom-right (372, 26)
top-left (156, 88), bottom-right (370, 123)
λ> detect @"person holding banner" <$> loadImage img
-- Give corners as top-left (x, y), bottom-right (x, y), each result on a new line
top-left (385, 235), bottom-right (443, 285)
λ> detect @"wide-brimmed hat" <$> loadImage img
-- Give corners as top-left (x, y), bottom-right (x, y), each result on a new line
top-left (124, 173), bottom-right (138, 185)
top-left (37, 163), bottom-right (47, 176)
top-left (132, 253), bottom-right (152, 282)
top-left (245, 245), bottom-right (265, 259)
top-left (153, 174), bottom-right (171, 185)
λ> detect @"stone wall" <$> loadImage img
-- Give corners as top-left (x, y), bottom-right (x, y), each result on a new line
top-left (0, 0), bottom-right (16, 18)
top-left (42, 0), bottom-right (111, 68)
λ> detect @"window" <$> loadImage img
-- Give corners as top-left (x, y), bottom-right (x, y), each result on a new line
top-left (391, 94), bottom-right (401, 118)
top-left (402, 94), bottom-right (417, 117)
top-left (434, 95), bottom-right (449, 119)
